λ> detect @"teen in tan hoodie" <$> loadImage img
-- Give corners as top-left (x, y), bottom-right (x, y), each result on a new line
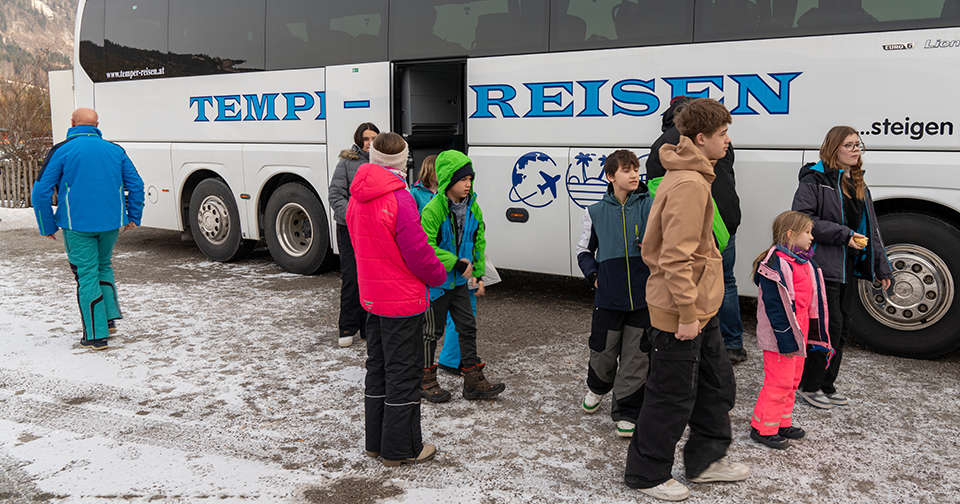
top-left (624, 99), bottom-right (749, 502)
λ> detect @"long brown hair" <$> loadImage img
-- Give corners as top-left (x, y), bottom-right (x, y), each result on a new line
top-left (752, 211), bottom-right (814, 279)
top-left (418, 155), bottom-right (438, 189)
top-left (820, 125), bottom-right (866, 200)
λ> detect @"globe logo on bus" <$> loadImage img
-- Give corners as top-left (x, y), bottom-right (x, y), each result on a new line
top-left (508, 151), bottom-right (563, 208)
top-left (566, 152), bottom-right (609, 208)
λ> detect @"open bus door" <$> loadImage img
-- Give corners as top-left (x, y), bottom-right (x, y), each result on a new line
top-left (394, 61), bottom-right (466, 183)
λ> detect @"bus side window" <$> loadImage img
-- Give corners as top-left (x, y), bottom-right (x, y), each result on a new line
top-left (266, 0), bottom-right (387, 70)
top-left (555, 0), bottom-right (693, 51)
top-left (796, 0), bottom-right (878, 29)
top-left (104, 0), bottom-right (169, 81)
top-left (168, 0), bottom-right (265, 78)
top-left (79, 0), bottom-right (105, 82)
top-left (390, 0), bottom-right (548, 60)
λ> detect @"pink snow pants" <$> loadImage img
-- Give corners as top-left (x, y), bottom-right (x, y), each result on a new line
top-left (751, 350), bottom-right (805, 436)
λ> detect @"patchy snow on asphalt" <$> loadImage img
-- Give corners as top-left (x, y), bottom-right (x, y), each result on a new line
top-left (1, 206), bottom-right (960, 504)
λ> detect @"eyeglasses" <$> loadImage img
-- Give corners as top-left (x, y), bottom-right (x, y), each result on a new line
top-left (842, 141), bottom-right (865, 152)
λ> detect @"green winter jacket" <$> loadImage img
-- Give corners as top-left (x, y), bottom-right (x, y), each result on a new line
top-left (421, 150), bottom-right (486, 292)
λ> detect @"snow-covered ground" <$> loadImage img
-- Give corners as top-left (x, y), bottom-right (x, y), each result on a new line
top-left (1, 206), bottom-right (959, 503)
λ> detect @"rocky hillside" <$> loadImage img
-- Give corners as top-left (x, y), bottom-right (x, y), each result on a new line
top-left (0, 0), bottom-right (75, 79)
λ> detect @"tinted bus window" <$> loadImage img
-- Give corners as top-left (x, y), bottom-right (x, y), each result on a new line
top-left (168, 0), bottom-right (265, 77)
top-left (79, 0), bottom-right (105, 82)
top-left (389, 0), bottom-right (549, 60)
top-left (104, 0), bottom-right (168, 80)
top-left (553, 0), bottom-right (694, 52)
top-left (266, 0), bottom-right (388, 70)
top-left (695, 0), bottom-right (956, 43)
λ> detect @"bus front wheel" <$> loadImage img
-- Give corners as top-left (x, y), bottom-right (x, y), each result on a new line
top-left (188, 178), bottom-right (255, 262)
top-left (264, 183), bottom-right (333, 275)
top-left (847, 212), bottom-right (960, 358)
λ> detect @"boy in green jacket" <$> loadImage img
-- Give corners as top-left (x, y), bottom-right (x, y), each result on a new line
top-left (420, 150), bottom-right (505, 402)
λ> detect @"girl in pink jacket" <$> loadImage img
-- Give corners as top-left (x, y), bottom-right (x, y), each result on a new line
top-left (346, 132), bottom-right (446, 467)
top-left (750, 211), bottom-right (832, 449)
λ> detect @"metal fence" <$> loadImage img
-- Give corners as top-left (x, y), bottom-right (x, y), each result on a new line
top-left (0, 159), bottom-right (40, 208)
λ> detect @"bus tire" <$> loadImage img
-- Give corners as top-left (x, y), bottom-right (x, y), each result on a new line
top-left (188, 178), bottom-right (254, 262)
top-left (264, 182), bottom-right (332, 275)
top-left (847, 212), bottom-right (960, 358)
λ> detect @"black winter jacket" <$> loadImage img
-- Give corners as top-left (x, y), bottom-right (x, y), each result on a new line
top-left (645, 100), bottom-right (741, 237)
top-left (791, 161), bottom-right (892, 283)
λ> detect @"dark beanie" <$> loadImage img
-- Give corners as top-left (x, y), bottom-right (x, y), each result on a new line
top-left (449, 162), bottom-right (475, 187)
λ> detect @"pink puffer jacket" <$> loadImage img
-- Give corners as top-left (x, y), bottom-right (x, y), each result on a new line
top-left (346, 163), bottom-right (446, 317)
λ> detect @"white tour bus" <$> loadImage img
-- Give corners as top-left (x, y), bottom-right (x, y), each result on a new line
top-left (59, 0), bottom-right (960, 358)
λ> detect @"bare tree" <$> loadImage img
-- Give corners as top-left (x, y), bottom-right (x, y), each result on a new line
top-left (0, 47), bottom-right (67, 163)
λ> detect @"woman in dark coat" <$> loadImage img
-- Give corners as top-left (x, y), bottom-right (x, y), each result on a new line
top-left (791, 125), bottom-right (892, 409)
top-left (329, 122), bottom-right (379, 347)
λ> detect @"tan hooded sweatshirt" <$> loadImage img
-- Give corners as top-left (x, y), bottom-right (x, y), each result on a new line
top-left (642, 135), bottom-right (724, 332)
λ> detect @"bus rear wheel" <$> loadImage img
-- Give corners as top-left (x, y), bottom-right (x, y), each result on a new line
top-left (847, 212), bottom-right (960, 358)
top-left (189, 178), bottom-right (254, 262)
top-left (264, 182), bottom-right (333, 275)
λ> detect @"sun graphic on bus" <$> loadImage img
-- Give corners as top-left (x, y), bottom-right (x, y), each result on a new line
top-left (508, 151), bottom-right (563, 208)
top-left (566, 152), bottom-right (608, 209)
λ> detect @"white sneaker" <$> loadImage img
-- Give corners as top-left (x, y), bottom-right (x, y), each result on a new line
top-left (797, 390), bottom-right (835, 409)
top-left (338, 335), bottom-right (354, 348)
top-left (688, 459), bottom-right (750, 483)
top-left (582, 390), bottom-right (603, 413)
top-left (637, 478), bottom-right (690, 501)
top-left (825, 392), bottom-right (849, 406)
top-left (616, 420), bottom-right (635, 438)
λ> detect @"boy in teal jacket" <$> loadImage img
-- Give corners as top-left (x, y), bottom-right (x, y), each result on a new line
top-left (420, 150), bottom-right (505, 402)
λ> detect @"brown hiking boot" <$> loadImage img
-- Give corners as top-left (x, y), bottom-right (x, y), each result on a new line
top-left (421, 365), bottom-right (452, 403)
top-left (461, 363), bottom-right (505, 400)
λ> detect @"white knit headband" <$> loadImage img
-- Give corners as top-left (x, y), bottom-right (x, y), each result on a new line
top-left (370, 142), bottom-right (409, 172)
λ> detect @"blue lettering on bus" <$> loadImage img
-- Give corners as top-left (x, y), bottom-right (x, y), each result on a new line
top-left (215, 95), bottom-right (242, 121)
top-left (576, 80), bottom-right (608, 117)
top-left (662, 76), bottom-right (723, 99)
top-left (344, 100), bottom-right (370, 109)
top-left (470, 73), bottom-right (802, 118)
top-left (189, 91), bottom-right (326, 122)
top-left (189, 96), bottom-right (215, 122)
top-left (282, 92), bottom-right (314, 121)
top-left (523, 82), bottom-right (574, 118)
top-left (611, 79), bottom-right (659, 117)
top-left (469, 85), bottom-right (520, 119)
top-left (243, 93), bottom-right (280, 121)
top-left (729, 73), bottom-right (801, 115)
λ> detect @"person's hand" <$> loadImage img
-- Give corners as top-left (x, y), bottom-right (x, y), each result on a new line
top-left (848, 233), bottom-right (867, 250)
top-left (880, 278), bottom-right (892, 290)
top-left (783, 351), bottom-right (801, 358)
top-left (675, 321), bottom-right (700, 341)
top-left (44, 233), bottom-right (56, 241)
top-left (459, 259), bottom-right (473, 278)
top-left (121, 222), bottom-right (138, 233)
top-left (474, 278), bottom-right (485, 296)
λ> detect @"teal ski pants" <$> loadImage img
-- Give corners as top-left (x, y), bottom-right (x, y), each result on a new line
top-left (63, 229), bottom-right (121, 341)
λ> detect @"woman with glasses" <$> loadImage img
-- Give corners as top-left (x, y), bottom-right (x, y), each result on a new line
top-left (790, 125), bottom-right (892, 411)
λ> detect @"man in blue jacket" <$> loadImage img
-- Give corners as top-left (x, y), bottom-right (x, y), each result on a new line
top-left (33, 107), bottom-right (145, 350)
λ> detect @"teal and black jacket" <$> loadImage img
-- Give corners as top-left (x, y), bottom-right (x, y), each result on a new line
top-left (576, 182), bottom-right (653, 311)
top-left (33, 125), bottom-right (144, 235)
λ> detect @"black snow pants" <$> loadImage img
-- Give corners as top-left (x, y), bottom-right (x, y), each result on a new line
top-left (624, 317), bottom-right (736, 488)
top-left (364, 313), bottom-right (424, 460)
